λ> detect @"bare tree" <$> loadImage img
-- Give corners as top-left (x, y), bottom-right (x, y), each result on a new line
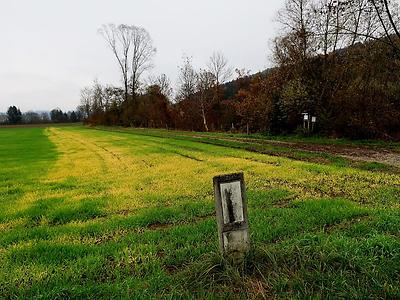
top-left (277, 0), bottom-right (316, 60)
top-left (370, 0), bottom-right (400, 54)
top-left (207, 52), bottom-right (232, 86)
top-left (99, 24), bottom-right (132, 103)
top-left (176, 56), bottom-right (198, 102)
top-left (147, 74), bottom-right (173, 99)
top-left (291, 0), bottom-right (400, 56)
top-left (103, 85), bottom-right (124, 106)
top-left (99, 24), bottom-right (156, 102)
top-left (79, 87), bottom-right (93, 119)
top-left (335, 0), bottom-right (387, 45)
top-left (196, 70), bottom-right (215, 131)
top-left (235, 68), bottom-right (251, 79)
top-left (382, 0), bottom-right (400, 39)
top-left (91, 80), bottom-right (104, 115)
top-left (312, 0), bottom-right (342, 56)
top-left (312, 0), bottom-right (367, 54)
top-left (345, 0), bottom-right (383, 44)
top-left (325, 0), bottom-right (400, 54)
top-left (130, 26), bottom-right (157, 99)
top-left (349, 0), bottom-right (370, 45)
top-left (176, 57), bottom-right (220, 131)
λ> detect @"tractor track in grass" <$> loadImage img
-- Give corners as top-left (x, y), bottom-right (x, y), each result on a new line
top-left (135, 128), bottom-right (400, 168)
top-left (91, 127), bottom-right (286, 168)
top-left (72, 127), bottom-right (400, 206)
top-left (47, 128), bottom-right (133, 173)
top-left (48, 127), bottom-right (400, 205)
top-left (92, 127), bottom-right (400, 170)
top-left (89, 128), bottom-right (207, 164)
top-left (47, 128), bottom-right (110, 173)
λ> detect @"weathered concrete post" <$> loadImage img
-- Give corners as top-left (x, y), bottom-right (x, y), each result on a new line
top-left (213, 172), bottom-right (250, 264)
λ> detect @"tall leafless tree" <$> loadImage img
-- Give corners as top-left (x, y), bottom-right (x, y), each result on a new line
top-left (129, 26), bottom-right (157, 99)
top-left (207, 52), bottom-right (232, 86)
top-left (176, 56), bottom-right (198, 102)
top-left (313, 0), bottom-right (333, 56)
top-left (99, 24), bottom-right (156, 103)
top-left (99, 24), bottom-right (132, 103)
top-left (207, 52), bottom-right (232, 108)
top-left (196, 70), bottom-right (215, 131)
top-left (370, 0), bottom-right (400, 54)
top-left (326, 0), bottom-right (400, 54)
top-left (278, 0), bottom-right (316, 60)
top-left (79, 87), bottom-right (93, 119)
top-left (382, 0), bottom-right (400, 38)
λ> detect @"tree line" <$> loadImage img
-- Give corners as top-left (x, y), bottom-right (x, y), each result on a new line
top-left (81, 0), bottom-right (400, 140)
top-left (1, 106), bottom-right (83, 125)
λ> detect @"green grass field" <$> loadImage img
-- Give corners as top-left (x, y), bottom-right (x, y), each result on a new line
top-left (0, 126), bottom-right (399, 299)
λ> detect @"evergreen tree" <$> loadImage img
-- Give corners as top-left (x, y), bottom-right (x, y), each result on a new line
top-left (6, 106), bottom-right (22, 124)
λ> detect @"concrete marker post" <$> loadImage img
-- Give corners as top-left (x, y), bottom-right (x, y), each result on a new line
top-left (213, 172), bottom-right (250, 264)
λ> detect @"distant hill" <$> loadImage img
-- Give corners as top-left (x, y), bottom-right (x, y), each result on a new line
top-left (222, 69), bottom-right (274, 100)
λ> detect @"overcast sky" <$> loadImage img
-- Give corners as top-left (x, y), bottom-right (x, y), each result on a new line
top-left (0, 0), bottom-right (284, 112)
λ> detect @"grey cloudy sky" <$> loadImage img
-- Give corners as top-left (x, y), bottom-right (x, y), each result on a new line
top-left (0, 0), bottom-right (284, 112)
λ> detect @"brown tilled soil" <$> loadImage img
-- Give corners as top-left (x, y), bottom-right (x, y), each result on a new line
top-left (189, 134), bottom-right (400, 167)
top-left (278, 141), bottom-right (400, 167)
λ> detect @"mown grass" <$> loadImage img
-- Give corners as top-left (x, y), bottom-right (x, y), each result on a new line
top-left (95, 126), bottom-right (400, 174)
top-left (0, 126), bottom-right (399, 299)
top-left (95, 126), bottom-right (400, 151)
